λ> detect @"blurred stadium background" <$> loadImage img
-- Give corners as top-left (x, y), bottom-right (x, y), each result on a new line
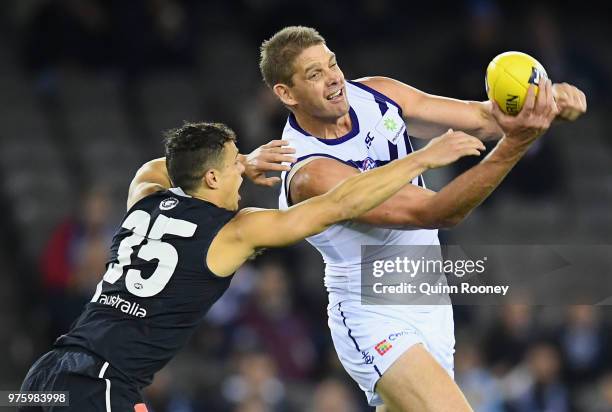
top-left (0, 0), bottom-right (611, 411)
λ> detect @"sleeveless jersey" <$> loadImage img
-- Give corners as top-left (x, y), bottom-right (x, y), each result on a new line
top-left (279, 80), bottom-right (440, 306)
top-left (56, 188), bottom-right (236, 388)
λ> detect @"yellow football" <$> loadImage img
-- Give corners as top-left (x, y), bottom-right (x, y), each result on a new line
top-left (485, 51), bottom-right (548, 115)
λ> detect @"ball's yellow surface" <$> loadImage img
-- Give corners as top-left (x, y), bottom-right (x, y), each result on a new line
top-left (485, 51), bottom-right (548, 115)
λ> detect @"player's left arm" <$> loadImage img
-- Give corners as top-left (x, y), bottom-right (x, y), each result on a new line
top-left (356, 76), bottom-right (586, 141)
top-left (127, 157), bottom-right (172, 210)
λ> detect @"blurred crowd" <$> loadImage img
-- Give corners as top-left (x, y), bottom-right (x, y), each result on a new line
top-left (0, 0), bottom-right (611, 411)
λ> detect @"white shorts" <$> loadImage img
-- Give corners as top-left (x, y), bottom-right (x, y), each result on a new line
top-left (328, 301), bottom-right (455, 406)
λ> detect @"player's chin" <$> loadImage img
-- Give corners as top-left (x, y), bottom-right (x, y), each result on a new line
top-left (325, 100), bottom-right (349, 117)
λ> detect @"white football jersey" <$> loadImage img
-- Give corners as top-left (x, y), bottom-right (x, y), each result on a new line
top-left (279, 80), bottom-right (440, 306)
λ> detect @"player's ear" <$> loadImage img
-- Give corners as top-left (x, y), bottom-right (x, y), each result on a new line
top-left (273, 83), bottom-right (297, 106)
top-left (204, 169), bottom-right (220, 190)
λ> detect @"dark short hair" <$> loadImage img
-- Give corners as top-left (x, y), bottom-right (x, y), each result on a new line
top-left (259, 26), bottom-right (325, 88)
top-left (164, 122), bottom-right (237, 192)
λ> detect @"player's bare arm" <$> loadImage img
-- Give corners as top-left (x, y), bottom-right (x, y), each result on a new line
top-left (127, 157), bottom-right (172, 210)
top-left (126, 140), bottom-right (296, 210)
top-left (207, 131), bottom-right (485, 276)
top-left (356, 75), bottom-right (586, 141)
top-left (291, 80), bottom-right (558, 229)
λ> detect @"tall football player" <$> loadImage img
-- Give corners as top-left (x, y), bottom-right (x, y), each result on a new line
top-left (260, 26), bottom-right (586, 411)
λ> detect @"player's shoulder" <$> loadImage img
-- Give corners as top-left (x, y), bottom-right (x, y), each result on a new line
top-left (216, 207), bottom-right (267, 242)
top-left (233, 207), bottom-right (265, 219)
top-left (348, 76), bottom-right (397, 94)
top-left (351, 76), bottom-right (398, 90)
top-left (348, 77), bottom-right (405, 113)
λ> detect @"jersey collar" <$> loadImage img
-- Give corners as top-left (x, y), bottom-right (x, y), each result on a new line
top-left (287, 106), bottom-right (360, 145)
top-left (169, 187), bottom-right (192, 198)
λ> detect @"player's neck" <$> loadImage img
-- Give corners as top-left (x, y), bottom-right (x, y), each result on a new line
top-left (293, 110), bottom-right (352, 140)
top-left (186, 188), bottom-right (227, 209)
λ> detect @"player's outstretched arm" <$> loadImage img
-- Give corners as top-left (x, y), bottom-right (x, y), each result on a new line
top-left (356, 76), bottom-right (503, 140)
top-left (356, 76), bottom-right (586, 141)
top-left (207, 131), bottom-right (485, 276)
top-left (291, 81), bottom-right (559, 229)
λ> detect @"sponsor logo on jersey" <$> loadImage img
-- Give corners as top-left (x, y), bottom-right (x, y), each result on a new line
top-left (388, 329), bottom-right (415, 342)
top-left (374, 110), bottom-right (405, 145)
top-left (160, 197), bottom-right (179, 210)
top-left (384, 118), bottom-right (398, 132)
top-left (375, 339), bottom-right (393, 355)
top-left (98, 294), bottom-right (147, 318)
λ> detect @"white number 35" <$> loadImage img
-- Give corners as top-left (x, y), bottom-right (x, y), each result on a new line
top-left (92, 210), bottom-right (197, 300)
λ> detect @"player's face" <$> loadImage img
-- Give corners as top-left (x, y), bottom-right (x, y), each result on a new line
top-left (219, 142), bottom-right (244, 211)
top-left (288, 44), bottom-right (348, 120)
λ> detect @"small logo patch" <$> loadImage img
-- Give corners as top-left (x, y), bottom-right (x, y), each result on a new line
top-left (360, 157), bottom-right (377, 171)
top-left (373, 109), bottom-right (405, 145)
top-left (375, 339), bottom-right (393, 355)
top-left (528, 66), bottom-right (545, 86)
top-left (384, 118), bottom-right (398, 131)
top-left (160, 197), bottom-right (179, 210)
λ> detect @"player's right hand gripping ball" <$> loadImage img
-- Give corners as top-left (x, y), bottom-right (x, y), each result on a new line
top-left (485, 51), bottom-right (548, 115)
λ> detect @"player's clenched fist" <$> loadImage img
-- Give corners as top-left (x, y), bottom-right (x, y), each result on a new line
top-left (491, 78), bottom-right (559, 145)
top-left (418, 129), bottom-right (486, 168)
top-left (553, 82), bottom-right (587, 121)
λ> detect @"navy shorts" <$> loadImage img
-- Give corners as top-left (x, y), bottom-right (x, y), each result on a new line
top-left (19, 346), bottom-right (147, 412)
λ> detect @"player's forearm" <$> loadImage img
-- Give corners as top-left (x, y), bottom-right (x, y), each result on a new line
top-left (425, 138), bottom-right (529, 227)
top-left (328, 152), bottom-right (429, 222)
top-left (408, 99), bottom-right (503, 141)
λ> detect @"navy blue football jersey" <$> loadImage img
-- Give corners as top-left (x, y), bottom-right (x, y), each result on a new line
top-left (56, 188), bottom-right (236, 388)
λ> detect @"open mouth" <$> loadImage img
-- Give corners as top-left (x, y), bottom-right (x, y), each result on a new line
top-left (326, 88), bottom-right (343, 101)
